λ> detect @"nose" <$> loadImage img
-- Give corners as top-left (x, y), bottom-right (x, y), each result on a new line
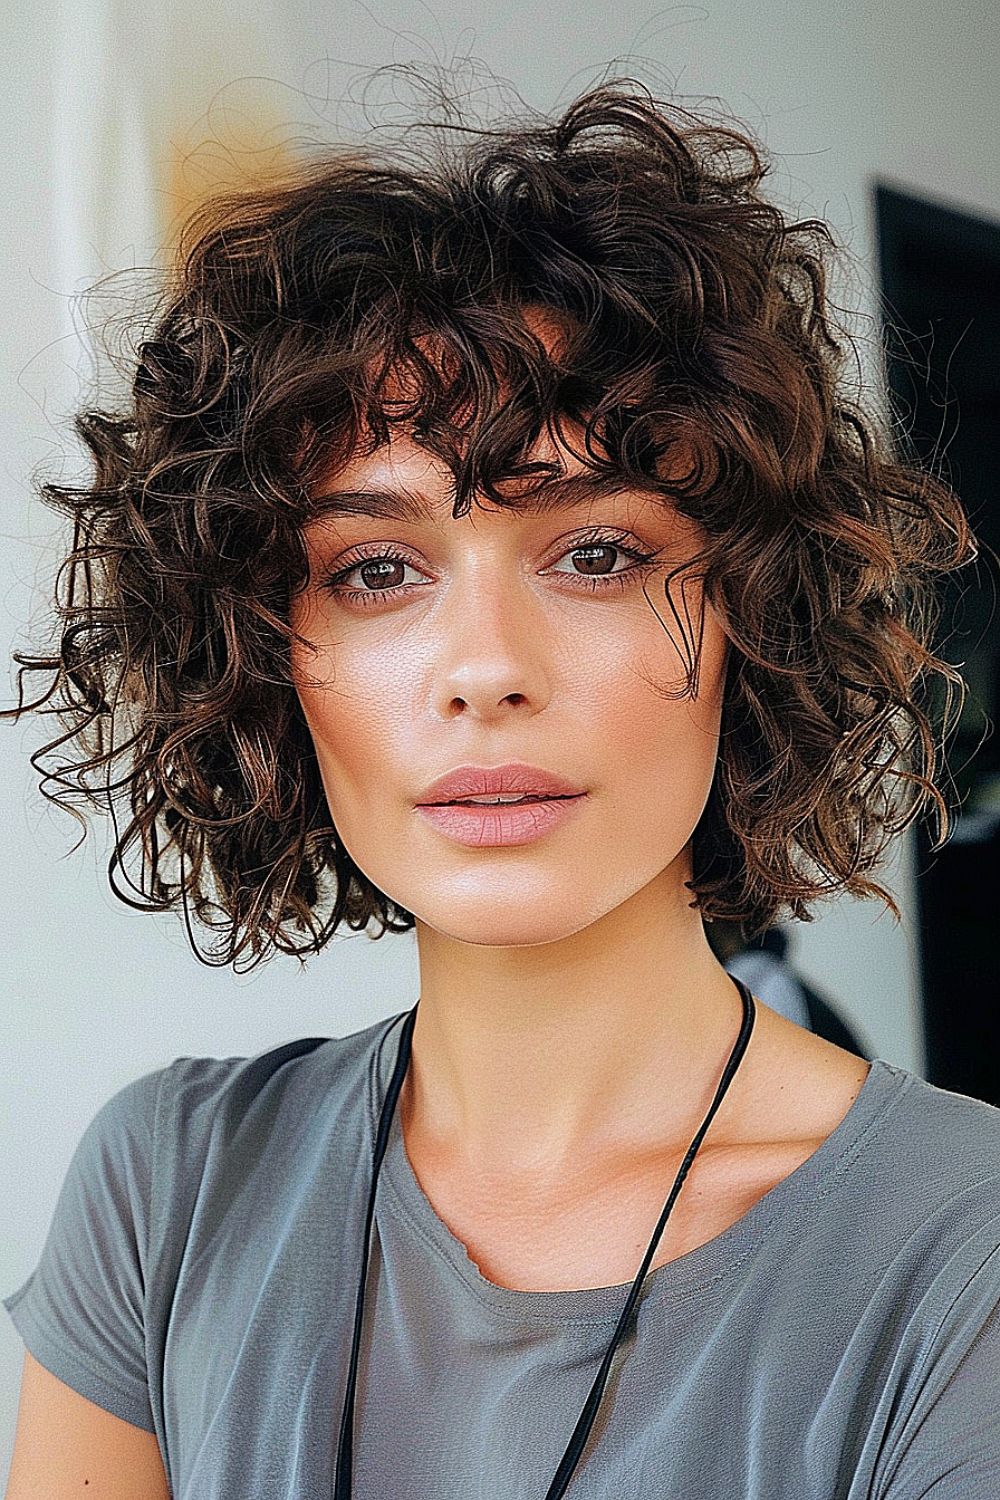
top-left (430, 564), bottom-right (552, 723)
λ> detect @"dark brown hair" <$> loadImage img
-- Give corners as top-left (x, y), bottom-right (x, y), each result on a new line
top-left (8, 84), bottom-right (972, 966)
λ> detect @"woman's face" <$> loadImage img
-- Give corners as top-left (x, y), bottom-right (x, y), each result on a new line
top-left (290, 426), bottom-right (729, 949)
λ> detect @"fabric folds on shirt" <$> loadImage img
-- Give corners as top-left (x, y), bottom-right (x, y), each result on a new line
top-left (6, 1014), bottom-right (1000, 1499)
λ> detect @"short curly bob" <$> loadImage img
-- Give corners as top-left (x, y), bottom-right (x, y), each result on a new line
top-left (9, 84), bottom-right (972, 967)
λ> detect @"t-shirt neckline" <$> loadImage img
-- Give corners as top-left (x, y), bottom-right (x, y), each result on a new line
top-left (370, 1014), bottom-right (910, 1322)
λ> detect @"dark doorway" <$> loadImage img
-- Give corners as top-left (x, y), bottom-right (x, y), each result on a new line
top-left (875, 183), bottom-right (1000, 1105)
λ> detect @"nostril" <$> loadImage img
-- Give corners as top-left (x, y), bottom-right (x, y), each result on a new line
top-left (446, 690), bottom-right (529, 718)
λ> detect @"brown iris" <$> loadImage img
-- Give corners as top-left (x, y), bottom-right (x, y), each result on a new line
top-left (571, 545), bottom-right (618, 575)
top-left (360, 559), bottom-right (407, 589)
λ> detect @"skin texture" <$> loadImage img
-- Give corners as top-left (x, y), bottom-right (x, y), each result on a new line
top-left (5, 1353), bottom-right (170, 1499)
top-left (291, 429), bottom-right (729, 953)
top-left (291, 421), bottom-right (869, 1291)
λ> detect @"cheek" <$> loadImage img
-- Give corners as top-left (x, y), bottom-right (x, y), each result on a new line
top-left (611, 684), bottom-right (723, 815)
top-left (593, 612), bottom-right (727, 827)
top-left (290, 614), bottom-right (419, 815)
top-left (586, 592), bottom-right (726, 733)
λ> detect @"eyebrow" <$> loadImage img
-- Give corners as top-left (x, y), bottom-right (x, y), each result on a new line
top-left (311, 486), bottom-right (435, 522)
top-left (311, 472), bottom-right (651, 521)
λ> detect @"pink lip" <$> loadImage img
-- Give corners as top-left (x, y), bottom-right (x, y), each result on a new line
top-left (415, 763), bottom-right (587, 848)
top-left (418, 763), bottom-right (585, 804)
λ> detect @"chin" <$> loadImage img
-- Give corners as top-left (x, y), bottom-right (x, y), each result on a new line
top-left (406, 877), bottom-right (636, 950)
top-left (422, 916), bottom-right (594, 950)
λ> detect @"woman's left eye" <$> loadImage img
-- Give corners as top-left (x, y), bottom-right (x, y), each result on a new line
top-left (546, 539), bottom-right (650, 580)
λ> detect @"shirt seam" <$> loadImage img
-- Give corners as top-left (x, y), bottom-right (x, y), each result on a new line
top-left (8, 1295), bottom-right (155, 1430)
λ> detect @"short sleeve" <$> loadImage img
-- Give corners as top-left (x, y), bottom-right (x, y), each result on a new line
top-left (877, 1228), bottom-right (1000, 1500)
top-left (3, 1071), bottom-right (164, 1432)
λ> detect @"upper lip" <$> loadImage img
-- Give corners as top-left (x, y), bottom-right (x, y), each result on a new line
top-left (417, 763), bottom-right (586, 805)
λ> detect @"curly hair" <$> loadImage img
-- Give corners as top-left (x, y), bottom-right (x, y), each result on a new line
top-left (7, 83), bottom-right (972, 967)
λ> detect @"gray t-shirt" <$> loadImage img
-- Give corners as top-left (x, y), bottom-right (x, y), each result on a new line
top-left (6, 1014), bottom-right (1000, 1499)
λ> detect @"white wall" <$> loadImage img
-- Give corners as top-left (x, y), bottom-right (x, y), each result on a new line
top-left (2, 0), bottom-right (998, 1471)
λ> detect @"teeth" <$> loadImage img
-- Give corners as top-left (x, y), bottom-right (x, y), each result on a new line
top-left (459, 794), bottom-right (535, 805)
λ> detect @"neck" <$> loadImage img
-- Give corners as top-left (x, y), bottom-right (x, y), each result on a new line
top-left (404, 873), bottom-right (742, 1173)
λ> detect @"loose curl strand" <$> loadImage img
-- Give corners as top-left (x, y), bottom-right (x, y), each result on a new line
top-left (6, 83), bottom-right (973, 966)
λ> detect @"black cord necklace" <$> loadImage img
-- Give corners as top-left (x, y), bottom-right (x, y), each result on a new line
top-left (334, 980), bottom-right (756, 1500)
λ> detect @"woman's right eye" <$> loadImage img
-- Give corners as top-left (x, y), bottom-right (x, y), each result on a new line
top-left (323, 552), bottom-right (429, 598)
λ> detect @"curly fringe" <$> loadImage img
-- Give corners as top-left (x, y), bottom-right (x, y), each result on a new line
top-left (5, 83), bottom-right (973, 964)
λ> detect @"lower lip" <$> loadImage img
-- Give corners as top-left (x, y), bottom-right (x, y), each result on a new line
top-left (415, 795), bottom-right (586, 847)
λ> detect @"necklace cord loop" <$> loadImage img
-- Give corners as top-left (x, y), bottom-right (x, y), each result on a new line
top-left (334, 1004), bottom-right (418, 1499)
top-left (334, 982), bottom-right (756, 1500)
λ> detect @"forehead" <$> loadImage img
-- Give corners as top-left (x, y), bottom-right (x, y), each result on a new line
top-left (305, 302), bottom-right (630, 493)
top-left (303, 301), bottom-right (693, 526)
top-left (317, 420), bottom-right (611, 507)
top-left (311, 426), bottom-right (657, 529)
top-left (304, 429), bottom-right (709, 569)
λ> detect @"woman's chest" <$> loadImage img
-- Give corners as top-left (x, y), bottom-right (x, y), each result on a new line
top-left (158, 1202), bottom-right (889, 1500)
top-left (396, 1134), bottom-right (822, 1292)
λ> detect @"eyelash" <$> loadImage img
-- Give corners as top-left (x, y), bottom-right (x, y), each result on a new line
top-left (319, 532), bottom-right (658, 608)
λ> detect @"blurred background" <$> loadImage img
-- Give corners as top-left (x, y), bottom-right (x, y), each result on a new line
top-left (1, 0), bottom-right (997, 1468)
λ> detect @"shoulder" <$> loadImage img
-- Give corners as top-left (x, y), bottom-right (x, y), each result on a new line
top-left (747, 1006), bottom-right (999, 1209)
top-left (857, 1063), bottom-right (1000, 1195)
top-left (842, 1071), bottom-right (1000, 1484)
top-left (27, 1013), bottom-right (408, 1328)
top-left (740, 1016), bottom-right (1000, 1293)
top-left (80, 1013), bottom-right (405, 1190)
top-left (795, 1062), bottom-right (1000, 1313)
top-left (871, 1066), bottom-right (1000, 1277)
top-left (803, 1060), bottom-right (1000, 1246)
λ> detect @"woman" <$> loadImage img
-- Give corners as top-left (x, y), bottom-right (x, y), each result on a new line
top-left (4, 86), bottom-right (997, 1498)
